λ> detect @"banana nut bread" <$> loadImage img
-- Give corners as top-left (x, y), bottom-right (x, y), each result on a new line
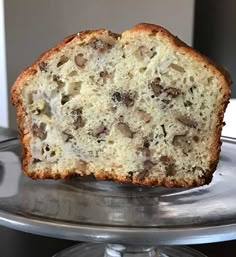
top-left (11, 23), bottom-right (231, 187)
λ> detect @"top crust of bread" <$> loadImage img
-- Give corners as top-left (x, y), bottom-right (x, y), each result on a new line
top-left (11, 23), bottom-right (231, 187)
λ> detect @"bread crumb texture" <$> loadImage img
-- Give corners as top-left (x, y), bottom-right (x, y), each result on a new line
top-left (11, 23), bottom-right (230, 187)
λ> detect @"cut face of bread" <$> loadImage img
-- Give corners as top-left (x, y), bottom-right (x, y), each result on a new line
top-left (11, 23), bottom-right (230, 187)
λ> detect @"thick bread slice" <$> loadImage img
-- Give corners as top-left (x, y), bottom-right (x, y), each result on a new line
top-left (11, 23), bottom-right (231, 187)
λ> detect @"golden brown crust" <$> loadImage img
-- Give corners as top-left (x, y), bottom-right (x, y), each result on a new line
top-left (11, 23), bottom-right (231, 187)
top-left (25, 168), bottom-right (212, 188)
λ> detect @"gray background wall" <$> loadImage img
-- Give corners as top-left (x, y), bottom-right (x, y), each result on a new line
top-left (5, 0), bottom-right (194, 128)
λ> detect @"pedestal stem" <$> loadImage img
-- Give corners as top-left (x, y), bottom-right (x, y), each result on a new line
top-left (104, 244), bottom-right (158, 257)
top-left (52, 243), bottom-right (207, 257)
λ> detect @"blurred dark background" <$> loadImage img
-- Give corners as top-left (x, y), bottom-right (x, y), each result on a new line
top-left (0, 226), bottom-right (236, 257)
top-left (194, 0), bottom-right (236, 97)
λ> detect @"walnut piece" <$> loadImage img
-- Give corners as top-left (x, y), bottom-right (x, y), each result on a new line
top-left (72, 108), bottom-right (85, 129)
top-left (135, 46), bottom-right (156, 61)
top-left (76, 160), bottom-right (87, 172)
top-left (136, 170), bottom-right (149, 180)
top-left (143, 160), bottom-right (155, 170)
top-left (89, 39), bottom-right (113, 52)
top-left (137, 109), bottom-right (151, 123)
top-left (165, 163), bottom-right (177, 176)
top-left (32, 123), bottom-right (47, 140)
top-left (172, 134), bottom-right (193, 155)
top-left (170, 63), bottom-right (185, 73)
top-left (137, 147), bottom-right (151, 157)
top-left (172, 134), bottom-right (187, 147)
top-left (63, 131), bottom-right (74, 142)
top-left (137, 139), bottom-right (151, 157)
top-left (176, 115), bottom-right (198, 128)
top-left (111, 91), bottom-right (135, 107)
top-left (117, 123), bottom-right (134, 138)
top-left (164, 87), bottom-right (181, 98)
top-left (92, 124), bottom-right (107, 137)
top-left (150, 78), bottom-right (162, 96)
top-left (75, 53), bottom-right (87, 67)
top-left (123, 93), bottom-right (135, 107)
top-left (160, 155), bottom-right (172, 165)
top-left (53, 75), bottom-right (65, 88)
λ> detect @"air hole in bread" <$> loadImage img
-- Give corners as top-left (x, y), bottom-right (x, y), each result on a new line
top-left (39, 62), bottom-right (48, 72)
top-left (53, 75), bottom-right (65, 89)
top-left (61, 95), bottom-right (70, 105)
top-left (68, 70), bottom-right (78, 77)
top-left (139, 67), bottom-right (147, 73)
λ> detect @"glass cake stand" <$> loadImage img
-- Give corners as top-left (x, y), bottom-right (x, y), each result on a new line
top-left (0, 137), bottom-right (235, 257)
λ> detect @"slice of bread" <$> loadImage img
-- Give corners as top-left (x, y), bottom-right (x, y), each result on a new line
top-left (11, 23), bottom-right (231, 187)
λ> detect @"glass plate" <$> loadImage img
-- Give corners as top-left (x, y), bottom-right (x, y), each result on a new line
top-left (0, 137), bottom-right (235, 245)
